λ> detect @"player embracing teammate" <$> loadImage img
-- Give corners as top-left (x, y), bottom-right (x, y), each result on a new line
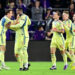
top-left (0, 8), bottom-right (31, 71)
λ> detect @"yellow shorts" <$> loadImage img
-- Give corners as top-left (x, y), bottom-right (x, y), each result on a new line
top-left (14, 33), bottom-right (29, 54)
top-left (50, 36), bottom-right (65, 51)
top-left (0, 34), bottom-right (6, 46)
top-left (70, 36), bottom-right (75, 51)
top-left (65, 38), bottom-right (72, 50)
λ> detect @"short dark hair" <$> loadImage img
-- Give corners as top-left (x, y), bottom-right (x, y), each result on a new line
top-left (56, 11), bottom-right (61, 16)
top-left (5, 9), bottom-right (13, 15)
top-left (17, 7), bottom-right (23, 11)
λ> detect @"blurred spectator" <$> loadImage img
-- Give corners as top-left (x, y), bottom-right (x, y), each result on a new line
top-left (26, 1), bottom-right (34, 18)
top-left (40, 0), bottom-right (51, 13)
top-left (31, 0), bottom-right (43, 20)
top-left (71, 0), bottom-right (75, 4)
top-left (16, 0), bottom-right (31, 6)
top-left (0, 0), bottom-right (6, 8)
top-left (33, 26), bottom-right (45, 40)
top-left (17, 0), bottom-right (27, 14)
top-left (45, 7), bottom-right (53, 32)
top-left (0, 3), bottom-right (5, 19)
top-left (69, 3), bottom-right (75, 19)
top-left (23, 0), bottom-right (31, 6)
top-left (5, 1), bottom-right (16, 19)
top-left (45, 7), bottom-right (52, 20)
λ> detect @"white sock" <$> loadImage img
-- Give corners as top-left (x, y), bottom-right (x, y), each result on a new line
top-left (25, 63), bottom-right (28, 68)
top-left (2, 62), bottom-right (5, 67)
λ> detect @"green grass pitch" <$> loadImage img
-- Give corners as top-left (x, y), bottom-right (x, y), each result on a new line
top-left (0, 62), bottom-right (75, 75)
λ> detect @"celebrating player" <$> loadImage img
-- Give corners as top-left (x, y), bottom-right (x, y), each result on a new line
top-left (62, 11), bottom-right (75, 66)
top-left (70, 13), bottom-right (75, 70)
top-left (6, 7), bottom-right (31, 71)
top-left (0, 9), bottom-right (13, 70)
top-left (47, 11), bottom-right (67, 70)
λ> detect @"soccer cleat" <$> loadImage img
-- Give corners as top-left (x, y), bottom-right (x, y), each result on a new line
top-left (1, 66), bottom-right (10, 70)
top-left (23, 63), bottom-right (31, 71)
top-left (50, 66), bottom-right (57, 70)
top-left (64, 65), bottom-right (68, 70)
top-left (23, 63), bottom-right (31, 68)
top-left (23, 67), bottom-right (29, 71)
top-left (28, 63), bottom-right (31, 68)
top-left (19, 68), bottom-right (23, 71)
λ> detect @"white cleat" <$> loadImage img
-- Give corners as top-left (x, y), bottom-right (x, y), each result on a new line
top-left (1, 66), bottom-right (10, 70)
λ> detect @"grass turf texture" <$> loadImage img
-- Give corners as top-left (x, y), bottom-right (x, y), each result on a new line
top-left (0, 62), bottom-right (75, 75)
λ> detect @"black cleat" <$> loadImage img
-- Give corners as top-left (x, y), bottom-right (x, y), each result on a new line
top-left (23, 67), bottom-right (29, 71)
top-left (28, 63), bottom-right (31, 68)
top-left (19, 68), bottom-right (23, 71)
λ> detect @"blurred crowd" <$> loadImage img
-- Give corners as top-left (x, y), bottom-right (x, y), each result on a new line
top-left (0, 0), bottom-right (75, 40)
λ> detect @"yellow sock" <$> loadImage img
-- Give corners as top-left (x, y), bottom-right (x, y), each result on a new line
top-left (0, 51), bottom-right (5, 66)
top-left (66, 51), bottom-right (72, 61)
top-left (51, 54), bottom-right (56, 66)
top-left (23, 50), bottom-right (28, 64)
top-left (71, 55), bottom-right (75, 63)
top-left (62, 54), bottom-right (67, 65)
top-left (18, 50), bottom-right (24, 68)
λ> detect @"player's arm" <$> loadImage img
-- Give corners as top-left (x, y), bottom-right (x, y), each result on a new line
top-left (1, 18), bottom-right (6, 27)
top-left (7, 16), bottom-right (27, 29)
top-left (52, 28), bottom-right (64, 33)
top-left (47, 29), bottom-right (53, 36)
top-left (63, 20), bottom-right (72, 31)
top-left (27, 16), bottom-right (31, 26)
top-left (52, 22), bottom-right (65, 33)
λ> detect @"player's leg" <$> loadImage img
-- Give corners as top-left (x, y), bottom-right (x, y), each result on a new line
top-left (50, 47), bottom-right (56, 70)
top-left (0, 45), bottom-right (10, 70)
top-left (65, 40), bottom-right (72, 60)
top-left (60, 50), bottom-right (68, 70)
top-left (70, 37), bottom-right (75, 70)
top-left (65, 40), bottom-right (74, 61)
top-left (23, 38), bottom-right (30, 71)
top-left (14, 39), bottom-right (24, 71)
top-left (18, 49), bottom-right (24, 71)
top-left (58, 37), bottom-right (68, 70)
top-left (50, 38), bottom-right (57, 70)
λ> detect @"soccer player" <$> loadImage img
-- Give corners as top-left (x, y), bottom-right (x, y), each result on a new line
top-left (0, 9), bottom-right (13, 70)
top-left (70, 13), bottom-right (75, 70)
top-left (62, 11), bottom-right (75, 65)
top-left (6, 8), bottom-right (31, 71)
top-left (47, 11), bottom-right (67, 70)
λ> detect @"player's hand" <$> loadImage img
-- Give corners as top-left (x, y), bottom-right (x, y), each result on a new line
top-left (47, 32), bottom-right (52, 36)
top-left (52, 28), bottom-right (57, 31)
top-left (17, 14), bottom-right (20, 19)
top-left (15, 54), bottom-right (19, 58)
top-left (0, 45), bottom-right (6, 51)
top-left (6, 22), bottom-right (11, 28)
top-left (15, 14), bottom-right (20, 24)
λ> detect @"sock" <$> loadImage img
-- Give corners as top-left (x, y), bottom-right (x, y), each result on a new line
top-left (66, 51), bottom-right (72, 61)
top-left (51, 54), bottom-right (56, 66)
top-left (0, 51), bottom-right (5, 67)
top-left (62, 53), bottom-right (67, 65)
top-left (18, 50), bottom-right (24, 68)
top-left (71, 54), bottom-right (75, 63)
top-left (23, 50), bottom-right (28, 68)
